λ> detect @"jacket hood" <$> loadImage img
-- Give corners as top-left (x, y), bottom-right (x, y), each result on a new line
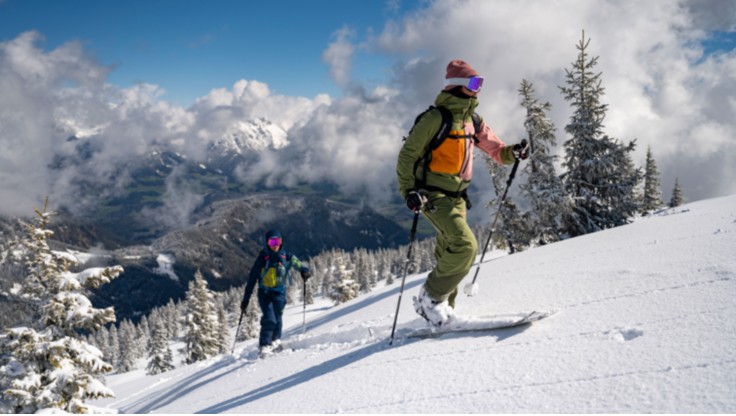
top-left (434, 91), bottom-right (479, 117)
top-left (264, 230), bottom-right (283, 245)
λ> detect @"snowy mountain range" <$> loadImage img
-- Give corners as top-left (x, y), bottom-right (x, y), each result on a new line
top-left (208, 117), bottom-right (288, 154)
top-left (0, 113), bottom-right (411, 327)
top-left (91, 194), bottom-right (736, 413)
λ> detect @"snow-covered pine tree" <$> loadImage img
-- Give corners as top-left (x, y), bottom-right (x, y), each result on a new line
top-left (518, 79), bottom-right (571, 244)
top-left (559, 31), bottom-right (640, 236)
top-left (145, 319), bottom-right (175, 375)
top-left (164, 298), bottom-right (180, 340)
top-left (669, 177), bottom-right (685, 207)
top-left (327, 253), bottom-right (361, 304)
top-left (328, 278), bottom-right (361, 304)
top-left (485, 156), bottom-right (531, 252)
top-left (108, 325), bottom-right (120, 372)
top-left (182, 269), bottom-right (220, 364)
top-left (0, 201), bottom-right (122, 413)
top-left (215, 303), bottom-right (230, 354)
top-left (116, 319), bottom-right (138, 373)
top-left (239, 294), bottom-right (260, 341)
top-left (641, 146), bottom-right (663, 214)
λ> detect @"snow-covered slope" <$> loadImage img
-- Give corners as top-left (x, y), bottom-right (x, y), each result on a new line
top-left (94, 194), bottom-right (736, 413)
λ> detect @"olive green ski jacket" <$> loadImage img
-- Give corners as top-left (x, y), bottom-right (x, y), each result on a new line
top-left (397, 91), bottom-right (516, 199)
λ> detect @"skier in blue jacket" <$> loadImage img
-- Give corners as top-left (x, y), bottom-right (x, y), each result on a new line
top-left (240, 230), bottom-right (311, 356)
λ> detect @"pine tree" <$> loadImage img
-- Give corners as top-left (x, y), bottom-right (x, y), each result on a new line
top-left (116, 320), bottom-right (138, 373)
top-left (327, 254), bottom-right (361, 304)
top-left (485, 157), bottom-right (530, 252)
top-left (215, 303), bottom-right (230, 354)
top-left (518, 79), bottom-right (571, 244)
top-left (108, 325), bottom-right (120, 372)
top-left (641, 146), bottom-right (663, 214)
top-left (145, 319), bottom-right (175, 375)
top-left (669, 177), bottom-right (685, 207)
top-left (559, 31), bottom-right (640, 236)
top-left (0, 200), bottom-right (122, 413)
top-left (240, 295), bottom-right (260, 341)
top-left (182, 270), bottom-right (220, 364)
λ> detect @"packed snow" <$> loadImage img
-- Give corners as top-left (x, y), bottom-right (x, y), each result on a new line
top-left (93, 194), bottom-right (736, 413)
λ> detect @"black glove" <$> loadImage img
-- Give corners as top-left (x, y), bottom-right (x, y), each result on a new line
top-left (301, 268), bottom-right (312, 281)
top-left (512, 139), bottom-right (529, 160)
top-left (405, 190), bottom-right (427, 212)
top-left (240, 299), bottom-right (247, 313)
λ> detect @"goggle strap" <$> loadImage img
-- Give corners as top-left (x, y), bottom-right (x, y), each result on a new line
top-left (445, 76), bottom-right (484, 92)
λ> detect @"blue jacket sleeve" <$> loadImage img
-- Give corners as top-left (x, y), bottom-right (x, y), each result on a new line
top-left (242, 252), bottom-right (265, 306)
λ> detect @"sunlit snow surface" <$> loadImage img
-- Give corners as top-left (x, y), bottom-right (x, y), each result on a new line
top-left (94, 195), bottom-right (736, 413)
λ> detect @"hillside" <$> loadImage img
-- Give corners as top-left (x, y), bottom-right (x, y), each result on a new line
top-left (94, 194), bottom-right (736, 413)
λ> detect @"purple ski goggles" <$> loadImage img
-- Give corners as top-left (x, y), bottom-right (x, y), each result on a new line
top-left (267, 237), bottom-right (282, 249)
top-left (445, 76), bottom-right (484, 92)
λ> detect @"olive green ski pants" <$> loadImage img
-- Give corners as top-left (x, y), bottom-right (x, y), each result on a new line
top-left (422, 193), bottom-right (478, 307)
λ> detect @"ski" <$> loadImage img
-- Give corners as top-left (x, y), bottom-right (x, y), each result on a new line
top-left (403, 310), bottom-right (554, 339)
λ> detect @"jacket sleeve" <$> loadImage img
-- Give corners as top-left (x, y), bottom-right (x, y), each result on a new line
top-left (396, 110), bottom-right (441, 199)
top-left (242, 252), bottom-right (264, 305)
top-left (289, 254), bottom-right (309, 273)
top-left (474, 117), bottom-right (515, 165)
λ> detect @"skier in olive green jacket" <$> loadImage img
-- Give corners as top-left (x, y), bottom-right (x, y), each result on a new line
top-left (397, 59), bottom-right (528, 326)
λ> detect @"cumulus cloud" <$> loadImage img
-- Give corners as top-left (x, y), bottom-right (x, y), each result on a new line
top-left (323, 26), bottom-right (358, 87)
top-left (0, 32), bottom-right (328, 218)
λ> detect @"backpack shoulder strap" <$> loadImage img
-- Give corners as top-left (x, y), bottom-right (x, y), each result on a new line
top-left (427, 106), bottom-right (453, 150)
top-left (411, 105), bottom-right (454, 188)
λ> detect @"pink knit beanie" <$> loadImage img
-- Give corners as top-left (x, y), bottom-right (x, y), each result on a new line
top-left (444, 59), bottom-right (479, 90)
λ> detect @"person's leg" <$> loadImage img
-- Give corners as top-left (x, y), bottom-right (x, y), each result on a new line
top-left (422, 196), bottom-right (477, 302)
top-left (271, 291), bottom-right (287, 343)
top-left (257, 291), bottom-right (276, 347)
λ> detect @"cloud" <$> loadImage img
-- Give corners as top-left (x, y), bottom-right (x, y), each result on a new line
top-left (365, 0), bottom-right (736, 203)
top-left (323, 26), bottom-right (357, 87)
top-left (0, 31), bottom-right (329, 218)
top-left (1, 0), bottom-right (734, 221)
top-left (684, 0), bottom-right (736, 31)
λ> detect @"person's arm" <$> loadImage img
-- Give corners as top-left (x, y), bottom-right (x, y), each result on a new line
top-left (288, 254), bottom-right (311, 282)
top-left (397, 110), bottom-right (441, 198)
top-left (241, 253), bottom-right (264, 310)
top-left (473, 116), bottom-right (515, 165)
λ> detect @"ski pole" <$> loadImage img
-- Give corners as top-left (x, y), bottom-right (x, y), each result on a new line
top-left (389, 211), bottom-right (420, 345)
top-left (302, 279), bottom-right (307, 333)
top-left (467, 156), bottom-right (521, 290)
top-left (231, 309), bottom-right (245, 354)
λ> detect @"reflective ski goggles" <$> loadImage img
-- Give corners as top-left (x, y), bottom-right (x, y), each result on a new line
top-left (445, 76), bottom-right (484, 92)
top-left (267, 237), bottom-right (282, 248)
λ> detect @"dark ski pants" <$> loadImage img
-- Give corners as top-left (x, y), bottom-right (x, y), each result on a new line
top-left (257, 289), bottom-right (286, 347)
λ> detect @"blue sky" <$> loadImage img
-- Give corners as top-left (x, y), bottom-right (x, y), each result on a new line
top-left (0, 0), bottom-right (418, 105)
